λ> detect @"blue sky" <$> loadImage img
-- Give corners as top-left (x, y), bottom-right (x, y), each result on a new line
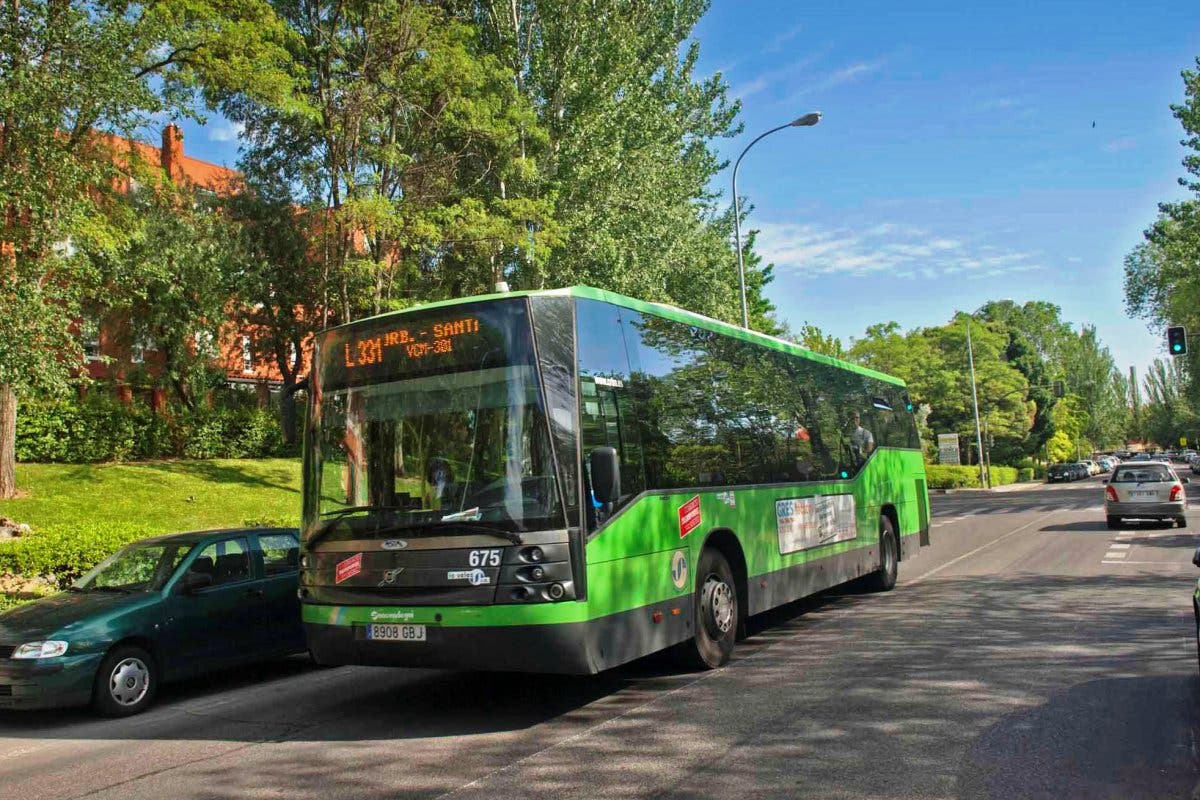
top-left (173, 0), bottom-right (1200, 379)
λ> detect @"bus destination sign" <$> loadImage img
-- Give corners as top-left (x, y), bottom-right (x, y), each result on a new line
top-left (342, 316), bottom-right (481, 370)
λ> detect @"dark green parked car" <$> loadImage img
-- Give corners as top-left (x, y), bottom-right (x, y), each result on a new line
top-left (0, 528), bottom-right (305, 716)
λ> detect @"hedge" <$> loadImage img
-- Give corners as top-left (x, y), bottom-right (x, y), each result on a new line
top-left (0, 523), bottom-right (152, 586)
top-left (16, 394), bottom-right (294, 463)
top-left (925, 464), bottom-right (1019, 490)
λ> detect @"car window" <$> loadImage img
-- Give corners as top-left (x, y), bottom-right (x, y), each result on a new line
top-left (188, 538), bottom-right (252, 586)
top-left (1113, 466), bottom-right (1173, 483)
top-left (259, 533), bottom-right (299, 576)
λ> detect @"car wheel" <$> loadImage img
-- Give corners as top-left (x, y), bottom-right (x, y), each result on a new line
top-left (92, 644), bottom-right (157, 717)
top-left (675, 548), bottom-right (738, 670)
top-left (1178, 517), bottom-right (1188, 529)
top-left (865, 515), bottom-right (899, 592)
top-left (1106, 515), bottom-right (1121, 530)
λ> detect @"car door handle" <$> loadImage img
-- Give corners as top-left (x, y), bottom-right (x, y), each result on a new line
top-left (244, 588), bottom-right (265, 599)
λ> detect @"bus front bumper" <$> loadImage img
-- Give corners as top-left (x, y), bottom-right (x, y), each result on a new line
top-left (306, 620), bottom-right (600, 674)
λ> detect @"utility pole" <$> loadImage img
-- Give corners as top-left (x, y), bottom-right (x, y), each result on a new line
top-left (967, 318), bottom-right (987, 489)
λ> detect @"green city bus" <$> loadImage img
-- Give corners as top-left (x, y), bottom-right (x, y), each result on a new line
top-left (299, 287), bottom-right (930, 672)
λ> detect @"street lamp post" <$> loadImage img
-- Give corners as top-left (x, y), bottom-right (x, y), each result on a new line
top-left (732, 112), bottom-right (822, 329)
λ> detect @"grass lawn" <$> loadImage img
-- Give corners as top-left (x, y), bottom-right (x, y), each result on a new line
top-left (0, 459), bottom-right (302, 609)
top-left (0, 459), bottom-right (302, 533)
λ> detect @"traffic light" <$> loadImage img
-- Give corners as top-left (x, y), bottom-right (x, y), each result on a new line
top-left (1168, 326), bottom-right (1188, 356)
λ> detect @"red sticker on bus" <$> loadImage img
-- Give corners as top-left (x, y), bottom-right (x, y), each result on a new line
top-left (335, 553), bottom-right (363, 584)
top-left (678, 495), bottom-right (702, 538)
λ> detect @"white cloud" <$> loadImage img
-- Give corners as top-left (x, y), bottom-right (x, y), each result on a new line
top-left (729, 49), bottom-right (829, 101)
top-left (753, 220), bottom-right (1044, 281)
top-left (1102, 137), bottom-right (1136, 153)
top-left (788, 57), bottom-right (888, 97)
top-left (208, 121), bottom-right (245, 143)
top-left (764, 23), bottom-right (805, 54)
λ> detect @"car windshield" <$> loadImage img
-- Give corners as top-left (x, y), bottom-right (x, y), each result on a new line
top-left (1113, 466), bottom-right (1174, 483)
top-left (74, 542), bottom-right (194, 593)
top-left (305, 300), bottom-right (564, 543)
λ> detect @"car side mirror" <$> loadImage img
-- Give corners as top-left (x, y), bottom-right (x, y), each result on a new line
top-left (589, 447), bottom-right (620, 505)
top-left (180, 571), bottom-right (213, 594)
top-left (1182, 477), bottom-right (1191, 484)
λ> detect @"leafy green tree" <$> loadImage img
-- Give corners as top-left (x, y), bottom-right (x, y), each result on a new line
top-left (1124, 58), bottom-right (1200, 405)
top-left (0, 0), bottom-right (292, 497)
top-left (90, 186), bottom-right (239, 409)
top-left (458, 0), bottom-right (768, 326)
top-left (225, 192), bottom-right (328, 443)
top-left (225, 0), bottom-right (552, 323)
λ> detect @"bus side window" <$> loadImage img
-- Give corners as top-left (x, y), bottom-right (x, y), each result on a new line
top-left (576, 299), bottom-right (647, 531)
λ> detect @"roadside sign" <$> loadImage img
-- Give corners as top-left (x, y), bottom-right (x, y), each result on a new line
top-left (938, 433), bottom-right (961, 465)
top-left (1181, 436), bottom-right (1188, 447)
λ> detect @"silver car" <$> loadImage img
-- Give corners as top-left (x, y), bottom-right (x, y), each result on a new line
top-left (1105, 461), bottom-right (1189, 529)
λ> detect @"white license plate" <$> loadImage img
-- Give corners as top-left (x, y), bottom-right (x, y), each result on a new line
top-left (1130, 490), bottom-right (1157, 500)
top-left (366, 623), bottom-right (426, 642)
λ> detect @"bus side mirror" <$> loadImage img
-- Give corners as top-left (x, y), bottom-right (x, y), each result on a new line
top-left (590, 447), bottom-right (620, 505)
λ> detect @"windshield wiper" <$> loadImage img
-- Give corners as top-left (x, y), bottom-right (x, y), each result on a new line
top-left (385, 521), bottom-right (524, 546)
top-left (308, 505), bottom-right (410, 549)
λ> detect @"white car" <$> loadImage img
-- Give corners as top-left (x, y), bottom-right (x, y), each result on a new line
top-left (1105, 461), bottom-right (1189, 529)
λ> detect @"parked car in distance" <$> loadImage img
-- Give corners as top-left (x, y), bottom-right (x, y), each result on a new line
top-left (0, 528), bottom-right (304, 716)
top-left (1192, 458), bottom-right (1200, 475)
top-left (1047, 463), bottom-right (1075, 483)
top-left (1104, 462), bottom-right (1189, 530)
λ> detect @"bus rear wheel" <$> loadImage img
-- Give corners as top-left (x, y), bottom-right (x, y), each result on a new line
top-left (865, 515), bottom-right (899, 592)
top-left (677, 548), bottom-right (738, 670)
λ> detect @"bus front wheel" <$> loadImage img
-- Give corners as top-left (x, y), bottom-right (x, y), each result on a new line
top-left (677, 548), bottom-right (738, 670)
top-left (866, 515), bottom-right (899, 592)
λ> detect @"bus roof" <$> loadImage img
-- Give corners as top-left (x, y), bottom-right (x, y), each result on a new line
top-left (330, 286), bottom-right (906, 387)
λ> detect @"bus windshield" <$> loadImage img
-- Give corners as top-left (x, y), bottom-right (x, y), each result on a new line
top-left (306, 300), bottom-right (564, 543)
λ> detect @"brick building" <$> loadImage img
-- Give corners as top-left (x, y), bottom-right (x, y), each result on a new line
top-left (82, 125), bottom-right (311, 408)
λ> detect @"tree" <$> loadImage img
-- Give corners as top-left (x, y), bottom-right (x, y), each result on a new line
top-left (458, 0), bottom-right (768, 326)
top-left (1124, 58), bottom-right (1200, 405)
top-left (0, 0), bottom-right (292, 497)
top-left (91, 186), bottom-right (240, 409)
top-left (225, 0), bottom-right (551, 324)
top-left (226, 192), bottom-right (328, 443)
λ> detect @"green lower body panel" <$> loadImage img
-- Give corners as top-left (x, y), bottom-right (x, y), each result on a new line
top-left (305, 598), bottom-right (692, 675)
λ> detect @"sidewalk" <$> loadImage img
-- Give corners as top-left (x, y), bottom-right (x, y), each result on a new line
top-left (932, 479), bottom-right (1047, 495)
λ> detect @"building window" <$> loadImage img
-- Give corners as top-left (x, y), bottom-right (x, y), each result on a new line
top-left (81, 319), bottom-right (101, 362)
top-left (131, 333), bottom-right (154, 364)
top-left (241, 335), bottom-right (254, 374)
top-left (193, 330), bottom-right (216, 359)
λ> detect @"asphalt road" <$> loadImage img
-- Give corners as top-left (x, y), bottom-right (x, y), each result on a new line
top-left (2, 475), bottom-right (1198, 800)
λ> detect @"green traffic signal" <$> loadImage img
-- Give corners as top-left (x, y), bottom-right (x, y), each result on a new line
top-left (1168, 326), bottom-right (1187, 355)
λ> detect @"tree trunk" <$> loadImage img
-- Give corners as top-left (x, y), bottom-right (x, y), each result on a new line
top-left (280, 383), bottom-right (298, 447)
top-left (0, 384), bottom-right (16, 499)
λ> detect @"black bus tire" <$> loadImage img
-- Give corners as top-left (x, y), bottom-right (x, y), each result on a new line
top-left (676, 548), bottom-right (738, 670)
top-left (865, 515), bottom-right (899, 593)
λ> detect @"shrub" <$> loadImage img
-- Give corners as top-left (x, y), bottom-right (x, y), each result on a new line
top-left (990, 466), bottom-right (1018, 486)
top-left (1017, 467), bottom-right (1035, 482)
top-left (0, 523), bottom-right (152, 586)
top-left (925, 465), bottom-right (981, 489)
top-left (17, 393), bottom-right (290, 463)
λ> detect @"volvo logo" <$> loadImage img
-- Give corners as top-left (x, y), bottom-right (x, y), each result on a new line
top-left (381, 539), bottom-right (409, 550)
top-left (378, 568), bottom-right (405, 587)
